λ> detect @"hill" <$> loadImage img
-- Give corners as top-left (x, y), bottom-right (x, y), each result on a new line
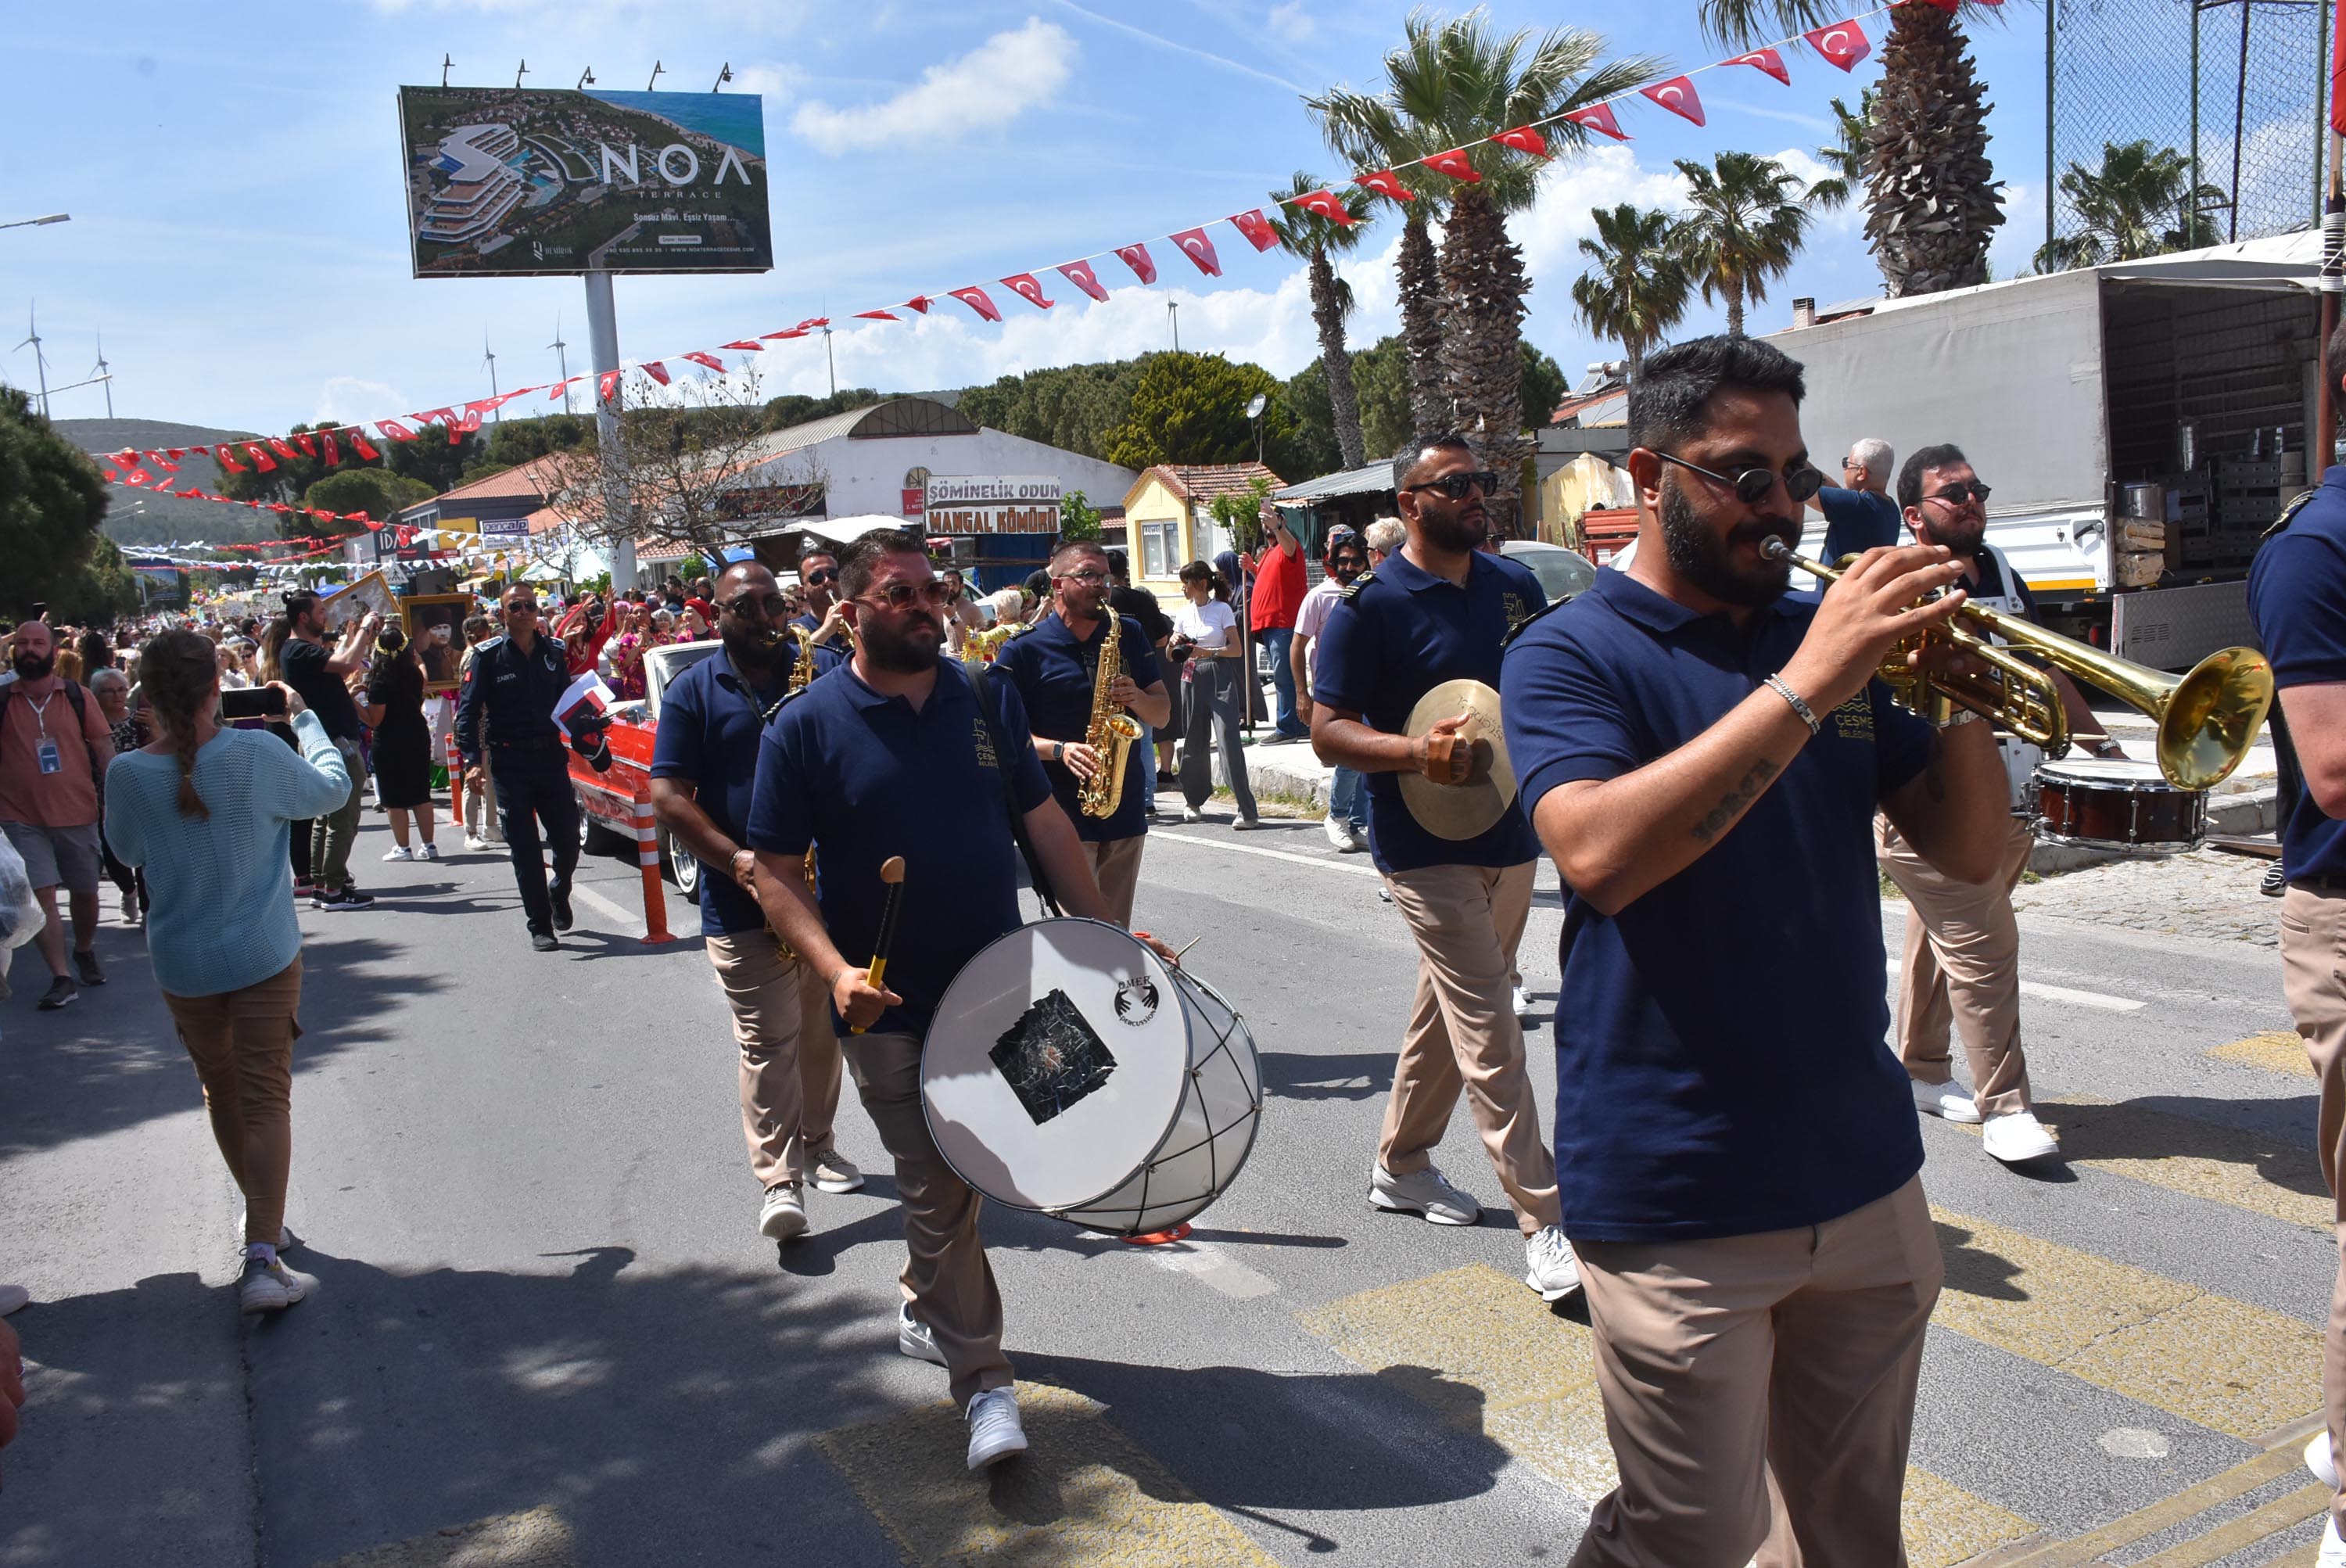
top-left (52, 418), bottom-right (266, 547)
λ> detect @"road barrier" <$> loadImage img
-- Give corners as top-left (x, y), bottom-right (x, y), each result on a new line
top-left (630, 788), bottom-right (673, 945)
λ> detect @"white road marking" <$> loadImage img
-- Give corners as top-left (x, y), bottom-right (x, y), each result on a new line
top-left (1148, 828), bottom-right (1383, 879)
top-left (573, 882), bottom-right (644, 934)
top-left (2018, 978), bottom-right (2145, 1013)
top-left (1137, 1237), bottom-right (1280, 1298)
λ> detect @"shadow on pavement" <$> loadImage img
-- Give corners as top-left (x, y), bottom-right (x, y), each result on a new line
top-left (2043, 1094), bottom-right (2326, 1203)
top-left (1935, 1219), bottom-right (2029, 1302)
top-left (1261, 1050), bottom-right (1392, 1103)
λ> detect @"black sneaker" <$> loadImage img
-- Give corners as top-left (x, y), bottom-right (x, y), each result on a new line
top-left (551, 882), bottom-right (573, 931)
top-left (530, 930), bottom-right (561, 953)
top-left (74, 949), bottom-right (106, 987)
top-left (37, 975), bottom-right (77, 1010)
top-left (2261, 860), bottom-right (2288, 898)
top-left (317, 885), bottom-right (376, 912)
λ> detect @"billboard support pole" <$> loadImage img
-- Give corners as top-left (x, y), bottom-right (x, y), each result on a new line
top-left (584, 267), bottom-right (635, 593)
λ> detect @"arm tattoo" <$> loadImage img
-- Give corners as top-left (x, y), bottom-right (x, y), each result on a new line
top-left (1691, 758), bottom-right (1781, 842)
top-left (1921, 732), bottom-right (1948, 803)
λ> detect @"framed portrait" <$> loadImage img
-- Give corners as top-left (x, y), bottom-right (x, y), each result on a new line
top-left (402, 594), bottom-right (474, 694)
top-left (319, 569), bottom-right (396, 634)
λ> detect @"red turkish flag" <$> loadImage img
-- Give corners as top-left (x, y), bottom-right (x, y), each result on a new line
top-left (1058, 260), bottom-right (1110, 302)
top-left (597, 371), bottom-right (622, 404)
top-left (641, 361), bottom-right (672, 386)
top-left (1804, 20), bottom-right (1870, 70)
top-left (245, 443), bottom-right (278, 472)
top-left (760, 328), bottom-right (809, 340)
top-left (148, 449), bottom-right (178, 471)
top-left (322, 432), bottom-right (339, 465)
top-left (113, 447), bottom-right (137, 466)
top-left (1114, 243), bottom-right (1158, 284)
top-left (949, 286), bottom-right (1004, 322)
top-left (1294, 190), bottom-right (1357, 225)
top-left (681, 351), bottom-right (726, 371)
top-left (1003, 273), bottom-right (1056, 309)
top-left (1728, 47), bottom-right (1791, 84)
top-left (376, 420), bottom-right (417, 443)
top-left (167, 447), bottom-right (185, 461)
top-left (454, 408), bottom-right (484, 440)
top-left (721, 340), bottom-right (764, 351)
top-left (351, 432), bottom-right (380, 460)
top-left (1494, 124), bottom-right (1550, 157)
top-left (177, 488), bottom-right (201, 499)
top-left (1354, 169), bottom-right (1415, 203)
top-left (124, 467), bottom-right (152, 486)
top-left (267, 437), bottom-right (299, 461)
top-left (292, 432), bottom-right (317, 458)
top-left (1422, 147), bottom-right (1481, 182)
top-left (1169, 228), bottom-right (1221, 276)
top-left (1229, 210), bottom-right (1278, 251)
top-left (904, 296), bottom-right (932, 314)
top-left (414, 407), bottom-right (456, 429)
top-left (853, 310), bottom-right (900, 321)
top-left (1641, 77), bottom-right (1706, 126)
top-left (102, 467), bottom-right (118, 483)
top-left (795, 317), bottom-right (830, 331)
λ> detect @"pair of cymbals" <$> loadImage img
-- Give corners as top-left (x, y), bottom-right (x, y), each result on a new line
top-left (1397, 679), bottom-right (1517, 841)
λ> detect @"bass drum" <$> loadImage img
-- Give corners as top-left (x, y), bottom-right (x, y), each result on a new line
top-left (922, 918), bottom-right (1262, 1237)
top-left (2033, 757), bottom-right (2208, 854)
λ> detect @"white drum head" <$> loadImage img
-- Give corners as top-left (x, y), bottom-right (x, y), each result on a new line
top-left (2036, 757), bottom-right (2170, 788)
top-left (922, 919), bottom-right (1192, 1212)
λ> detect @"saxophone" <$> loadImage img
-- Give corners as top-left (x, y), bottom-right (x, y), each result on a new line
top-left (1078, 612), bottom-right (1144, 818)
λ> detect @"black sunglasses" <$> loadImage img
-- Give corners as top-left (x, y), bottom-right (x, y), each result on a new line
top-left (1402, 470), bottom-right (1499, 502)
top-left (805, 567), bottom-right (839, 585)
top-left (1656, 450), bottom-right (1824, 506)
top-left (1926, 480), bottom-right (1993, 506)
top-left (722, 593), bottom-right (791, 618)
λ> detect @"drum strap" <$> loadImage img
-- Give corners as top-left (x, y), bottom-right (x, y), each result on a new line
top-left (970, 664), bottom-right (1064, 917)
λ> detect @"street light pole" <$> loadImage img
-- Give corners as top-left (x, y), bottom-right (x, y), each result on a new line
top-left (0, 213), bottom-right (68, 232)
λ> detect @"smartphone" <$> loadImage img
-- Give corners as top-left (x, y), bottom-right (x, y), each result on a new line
top-left (221, 687), bottom-right (288, 720)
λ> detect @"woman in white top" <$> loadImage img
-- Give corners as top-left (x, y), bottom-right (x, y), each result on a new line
top-left (1168, 559), bottom-right (1260, 827)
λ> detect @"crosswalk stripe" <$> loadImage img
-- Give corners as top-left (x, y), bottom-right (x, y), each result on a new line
top-left (1932, 1206), bottom-right (2323, 1439)
top-left (2127, 1481), bottom-right (2330, 1567)
top-left (1990, 1430), bottom-right (2321, 1566)
top-left (1148, 827), bottom-right (1384, 879)
top-left (2208, 1031), bottom-right (2316, 1080)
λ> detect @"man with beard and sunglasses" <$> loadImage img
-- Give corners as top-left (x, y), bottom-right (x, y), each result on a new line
top-left (1877, 444), bottom-right (2116, 1165)
top-left (745, 532), bottom-right (1178, 1474)
top-left (1500, 335), bottom-right (2011, 1566)
top-left (651, 562), bottom-right (863, 1246)
top-left (1308, 435), bottom-right (1580, 1304)
top-left (792, 547), bottom-right (850, 651)
top-left (992, 540), bottom-right (1171, 926)
top-left (0, 620), bottom-right (116, 1009)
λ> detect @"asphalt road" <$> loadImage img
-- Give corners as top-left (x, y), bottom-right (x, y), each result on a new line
top-left (0, 793), bottom-right (2333, 1568)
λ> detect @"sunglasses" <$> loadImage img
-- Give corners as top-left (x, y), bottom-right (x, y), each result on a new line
top-left (507, 602), bottom-right (541, 616)
top-left (861, 581), bottom-right (955, 611)
top-left (1656, 450), bottom-right (1825, 506)
top-left (721, 593), bottom-right (791, 618)
top-left (1056, 569), bottom-right (1109, 585)
top-left (804, 568), bottom-right (839, 585)
top-left (1401, 471), bottom-right (1499, 502)
top-left (1926, 480), bottom-right (1993, 506)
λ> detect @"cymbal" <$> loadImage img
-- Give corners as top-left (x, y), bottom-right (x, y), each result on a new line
top-left (1397, 679), bottom-right (1516, 841)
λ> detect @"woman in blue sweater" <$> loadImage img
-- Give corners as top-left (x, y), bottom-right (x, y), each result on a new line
top-left (105, 630), bottom-right (350, 1314)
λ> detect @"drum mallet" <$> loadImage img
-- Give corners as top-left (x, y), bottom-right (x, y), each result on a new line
top-left (849, 856), bottom-right (907, 1037)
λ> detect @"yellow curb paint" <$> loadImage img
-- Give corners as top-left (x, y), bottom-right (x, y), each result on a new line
top-left (2208, 1032), bottom-right (2316, 1081)
top-left (1956, 1098), bottom-right (2332, 1233)
top-left (316, 1508), bottom-right (574, 1568)
top-left (2125, 1481), bottom-right (2330, 1566)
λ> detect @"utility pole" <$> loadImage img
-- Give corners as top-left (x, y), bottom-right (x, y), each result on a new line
top-left (548, 314), bottom-right (572, 414)
top-left (1168, 300), bottom-right (1180, 353)
top-left (14, 303), bottom-right (50, 418)
top-left (584, 270), bottom-right (636, 592)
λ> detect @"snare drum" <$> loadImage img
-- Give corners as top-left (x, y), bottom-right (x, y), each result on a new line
top-left (921, 918), bottom-right (1263, 1237)
top-left (2032, 757), bottom-right (2207, 854)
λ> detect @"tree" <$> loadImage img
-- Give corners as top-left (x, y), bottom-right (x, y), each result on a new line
top-left (0, 386), bottom-right (125, 621)
top-left (1059, 489), bottom-right (1103, 544)
top-left (211, 421), bottom-right (486, 520)
top-left (761, 387), bottom-right (889, 432)
top-left (1267, 172), bottom-right (1377, 470)
top-left (1570, 203), bottom-right (1694, 378)
top-left (1103, 353), bottom-right (1293, 472)
top-left (540, 368), bottom-right (798, 562)
top-left (1349, 335), bottom-right (1416, 460)
top-left (303, 469), bottom-right (436, 537)
top-left (1809, 90), bottom-right (1877, 210)
top-left (1279, 360), bottom-right (1350, 480)
top-left (2034, 140), bottom-right (2225, 272)
top-left (1207, 475), bottom-right (1277, 558)
top-left (1673, 151), bottom-right (1817, 337)
top-left (1519, 342), bottom-right (1569, 432)
top-left (957, 361), bottom-right (1143, 461)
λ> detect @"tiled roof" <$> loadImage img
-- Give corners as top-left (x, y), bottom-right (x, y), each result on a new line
top-left (433, 451), bottom-right (576, 503)
top-left (1140, 461), bottom-right (1285, 504)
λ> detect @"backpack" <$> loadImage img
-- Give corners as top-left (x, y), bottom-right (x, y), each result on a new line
top-left (0, 679), bottom-right (105, 786)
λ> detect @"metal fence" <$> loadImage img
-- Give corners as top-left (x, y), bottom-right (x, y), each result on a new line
top-left (2049, 0), bottom-right (2329, 254)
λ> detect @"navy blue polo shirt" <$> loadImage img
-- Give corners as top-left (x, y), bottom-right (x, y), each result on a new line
top-left (746, 661), bottom-right (1053, 1038)
top-left (1817, 486), bottom-right (1902, 562)
top-left (647, 648), bottom-right (797, 937)
top-left (2250, 465), bottom-right (2346, 881)
top-left (1501, 567), bottom-right (1932, 1243)
top-left (1311, 549), bottom-right (1546, 874)
top-left (991, 612), bottom-right (1164, 843)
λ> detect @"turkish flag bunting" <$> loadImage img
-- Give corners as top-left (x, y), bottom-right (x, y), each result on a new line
top-left (854, 309), bottom-right (900, 321)
top-left (292, 433), bottom-right (317, 458)
top-left (641, 361), bottom-right (672, 386)
top-left (796, 318), bottom-right (830, 331)
top-left (1494, 124), bottom-right (1550, 157)
top-left (323, 432), bottom-right (339, 465)
top-left (1170, 228), bottom-right (1221, 276)
top-left (1729, 47), bottom-right (1791, 84)
top-left (267, 438), bottom-right (299, 461)
top-left (1003, 273), bottom-right (1056, 309)
top-left (351, 511), bottom-right (376, 529)
top-left (599, 368), bottom-right (625, 402)
top-left (904, 296), bottom-right (933, 314)
top-left (1114, 244), bottom-right (1158, 284)
top-left (1229, 210), bottom-right (1279, 251)
top-left (682, 351), bottom-right (726, 371)
top-left (1354, 169), bottom-right (1414, 203)
top-left (1641, 76), bottom-right (1706, 126)
top-left (147, 449), bottom-right (178, 470)
top-left (124, 468), bottom-right (152, 486)
top-left (1422, 147), bottom-right (1481, 182)
top-left (268, 502), bottom-right (290, 514)
top-left (178, 488), bottom-right (201, 500)
top-left (414, 407), bottom-right (457, 429)
top-left (949, 286), bottom-right (1004, 322)
top-left (102, 468), bottom-right (117, 483)
top-left (1058, 260), bottom-right (1110, 302)
top-left (1295, 190), bottom-right (1357, 225)
top-left (245, 443), bottom-right (278, 472)
top-left (721, 340), bottom-right (764, 351)
top-left (113, 447), bottom-right (136, 465)
top-left (378, 419), bottom-right (418, 442)
top-left (454, 408), bottom-right (483, 438)
top-left (761, 328), bottom-right (809, 340)
top-left (351, 432), bottom-right (380, 460)
top-left (216, 445), bottom-right (249, 472)
top-left (167, 448), bottom-right (185, 461)
top-left (1804, 20), bottom-right (1870, 70)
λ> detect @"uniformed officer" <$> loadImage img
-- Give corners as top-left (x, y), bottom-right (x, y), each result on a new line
top-left (991, 540), bottom-right (1171, 927)
top-left (456, 583), bottom-right (608, 953)
top-left (1309, 432), bottom-right (1577, 1304)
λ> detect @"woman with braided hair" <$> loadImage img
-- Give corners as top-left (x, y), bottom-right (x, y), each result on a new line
top-left (102, 629), bottom-right (352, 1315)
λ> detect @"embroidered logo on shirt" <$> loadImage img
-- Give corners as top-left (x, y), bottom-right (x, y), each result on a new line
top-left (1501, 591), bottom-right (1530, 637)
top-left (1831, 694), bottom-right (1874, 741)
top-left (972, 718), bottom-right (998, 770)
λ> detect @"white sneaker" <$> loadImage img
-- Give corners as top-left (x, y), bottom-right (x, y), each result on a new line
top-left (1369, 1162), bottom-right (1481, 1225)
top-left (382, 845), bottom-right (414, 861)
top-left (1512, 985), bottom-right (1535, 1021)
top-left (965, 1387), bottom-right (1028, 1470)
top-left (464, 834), bottom-right (490, 851)
top-left (1182, 806), bottom-right (1205, 824)
top-left (2308, 1430), bottom-right (2339, 1488)
top-left (810, 1150), bottom-right (864, 1194)
top-left (898, 1305), bottom-right (947, 1366)
top-left (238, 1254), bottom-right (317, 1313)
top-left (0, 1283), bottom-right (27, 1316)
top-left (1323, 815), bottom-right (1354, 850)
top-left (418, 843), bottom-right (439, 861)
top-left (759, 1183), bottom-right (808, 1241)
top-left (1912, 1078), bottom-right (1982, 1124)
top-left (2323, 1516), bottom-right (2346, 1568)
top-left (1524, 1225), bottom-right (1583, 1302)
top-left (1981, 1109), bottom-right (2061, 1164)
top-left (1232, 815), bottom-right (1264, 831)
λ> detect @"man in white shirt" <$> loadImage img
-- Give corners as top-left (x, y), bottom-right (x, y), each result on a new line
top-left (1292, 526), bottom-right (1371, 851)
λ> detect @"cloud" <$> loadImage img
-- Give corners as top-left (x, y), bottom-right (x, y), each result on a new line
top-left (791, 18), bottom-right (1075, 152)
top-left (1265, 2), bottom-right (1315, 43)
top-left (1046, 1), bottom-right (1307, 92)
top-left (730, 63), bottom-right (805, 103)
top-left (316, 377), bottom-right (404, 424)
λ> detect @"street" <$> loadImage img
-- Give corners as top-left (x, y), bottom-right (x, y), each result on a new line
top-left (0, 796), bottom-right (2332, 1568)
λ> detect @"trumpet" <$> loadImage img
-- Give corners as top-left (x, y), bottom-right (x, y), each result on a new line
top-left (1762, 538), bottom-right (2273, 792)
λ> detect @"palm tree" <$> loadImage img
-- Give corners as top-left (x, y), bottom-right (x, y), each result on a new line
top-left (1694, 0), bottom-right (2003, 296)
top-left (1571, 204), bottom-right (1692, 379)
top-left (1808, 90), bottom-right (1876, 211)
top-left (1308, 11), bottom-right (1655, 527)
top-left (1673, 151), bottom-right (1815, 338)
top-left (2034, 139), bottom-right (2226, 272)
top-left (1268, 173), bottom-right (1376, 470)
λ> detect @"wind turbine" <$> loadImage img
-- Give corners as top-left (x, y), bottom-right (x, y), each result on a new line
top-left (90, 328), bottom-right (113, 418)
top-left (481, 331), bottom-right (501, 422)
top-left (548, 313), bottom-right (572, 413)
top-left (13, 303), bottom-right (50, 418)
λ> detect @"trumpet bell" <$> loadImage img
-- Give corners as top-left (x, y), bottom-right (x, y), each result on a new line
top-left (2159, 648), bottom-right (2274, 791)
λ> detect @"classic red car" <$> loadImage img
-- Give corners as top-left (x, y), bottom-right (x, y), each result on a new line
top-left (569, 638), bottom-right (722, 899)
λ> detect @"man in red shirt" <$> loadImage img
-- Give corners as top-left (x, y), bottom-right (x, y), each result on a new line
top-left (0, 621), bottom-right (116, 1010)
top-left (1247, 511), bottom-right (1311, 741)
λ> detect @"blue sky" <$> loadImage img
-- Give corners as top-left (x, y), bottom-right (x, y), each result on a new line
top-left (1, 1), bottom-right (2055, 443)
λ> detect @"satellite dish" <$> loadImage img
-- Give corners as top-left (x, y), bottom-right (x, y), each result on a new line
top-left (1245, 393), bottom-right (1268, 419)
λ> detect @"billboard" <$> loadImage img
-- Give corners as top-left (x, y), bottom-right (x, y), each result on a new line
top-left (923, 475), bottom-right (1064, 536)
top-left (396, 86), bottom-right (773, 278)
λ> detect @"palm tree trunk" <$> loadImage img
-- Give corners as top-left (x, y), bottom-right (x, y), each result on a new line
top-left (1309, 248), bottom-right (1367, 470)
top-left (1726, 281), bottom-right (1745, 338)
top-left (1397, 208), bottom-right (1447, 436)
top-left (1626, 343), bottom-right (1644, 382)
top-left (1864, 5), bottom-right (2003, 296)
top-left (1436, 188), bottom-right (1534, 536)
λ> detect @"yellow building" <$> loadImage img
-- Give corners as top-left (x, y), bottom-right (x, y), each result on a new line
top-left (1121, 461), bottom-right (1284, 591)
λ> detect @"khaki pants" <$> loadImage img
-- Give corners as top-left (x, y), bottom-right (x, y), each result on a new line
top-left (2282, 884), bottom-right (2346, 1534)
top-left (847, 1031), bottom-right (1013, 1409)
top-left (163, 957), bottom-right (304, 1247)
top-left (1878, 814), bottom-right (2036, 1118)
top-left (705, 931), bottom-right (842, 1191)
top-left (1079, 834), bottom-right (1145, 928)
top-left (1570, 1175), bottom-right (1942, 1568)
top-left (1377, 860), bottom-right (1559, 1236)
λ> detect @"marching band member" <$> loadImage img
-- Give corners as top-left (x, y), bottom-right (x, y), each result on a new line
top-left (1309, 433), bottom-right (1580, 1303)
top-left (649, 562), bottom-right (863, 1247)
top-left (1502, 335), bottom-right (2007, 1565)
top-left (992, 540), bottom-right (1171, 927)
top-left (746, 532), bottom-right (1172, 1473)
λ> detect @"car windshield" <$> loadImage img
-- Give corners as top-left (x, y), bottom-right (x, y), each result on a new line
top-left (1505, 544), bottom-right (1598, 605)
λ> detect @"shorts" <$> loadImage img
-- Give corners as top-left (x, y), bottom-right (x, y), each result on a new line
top-left (2, 819), bottom-right (104, 894)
